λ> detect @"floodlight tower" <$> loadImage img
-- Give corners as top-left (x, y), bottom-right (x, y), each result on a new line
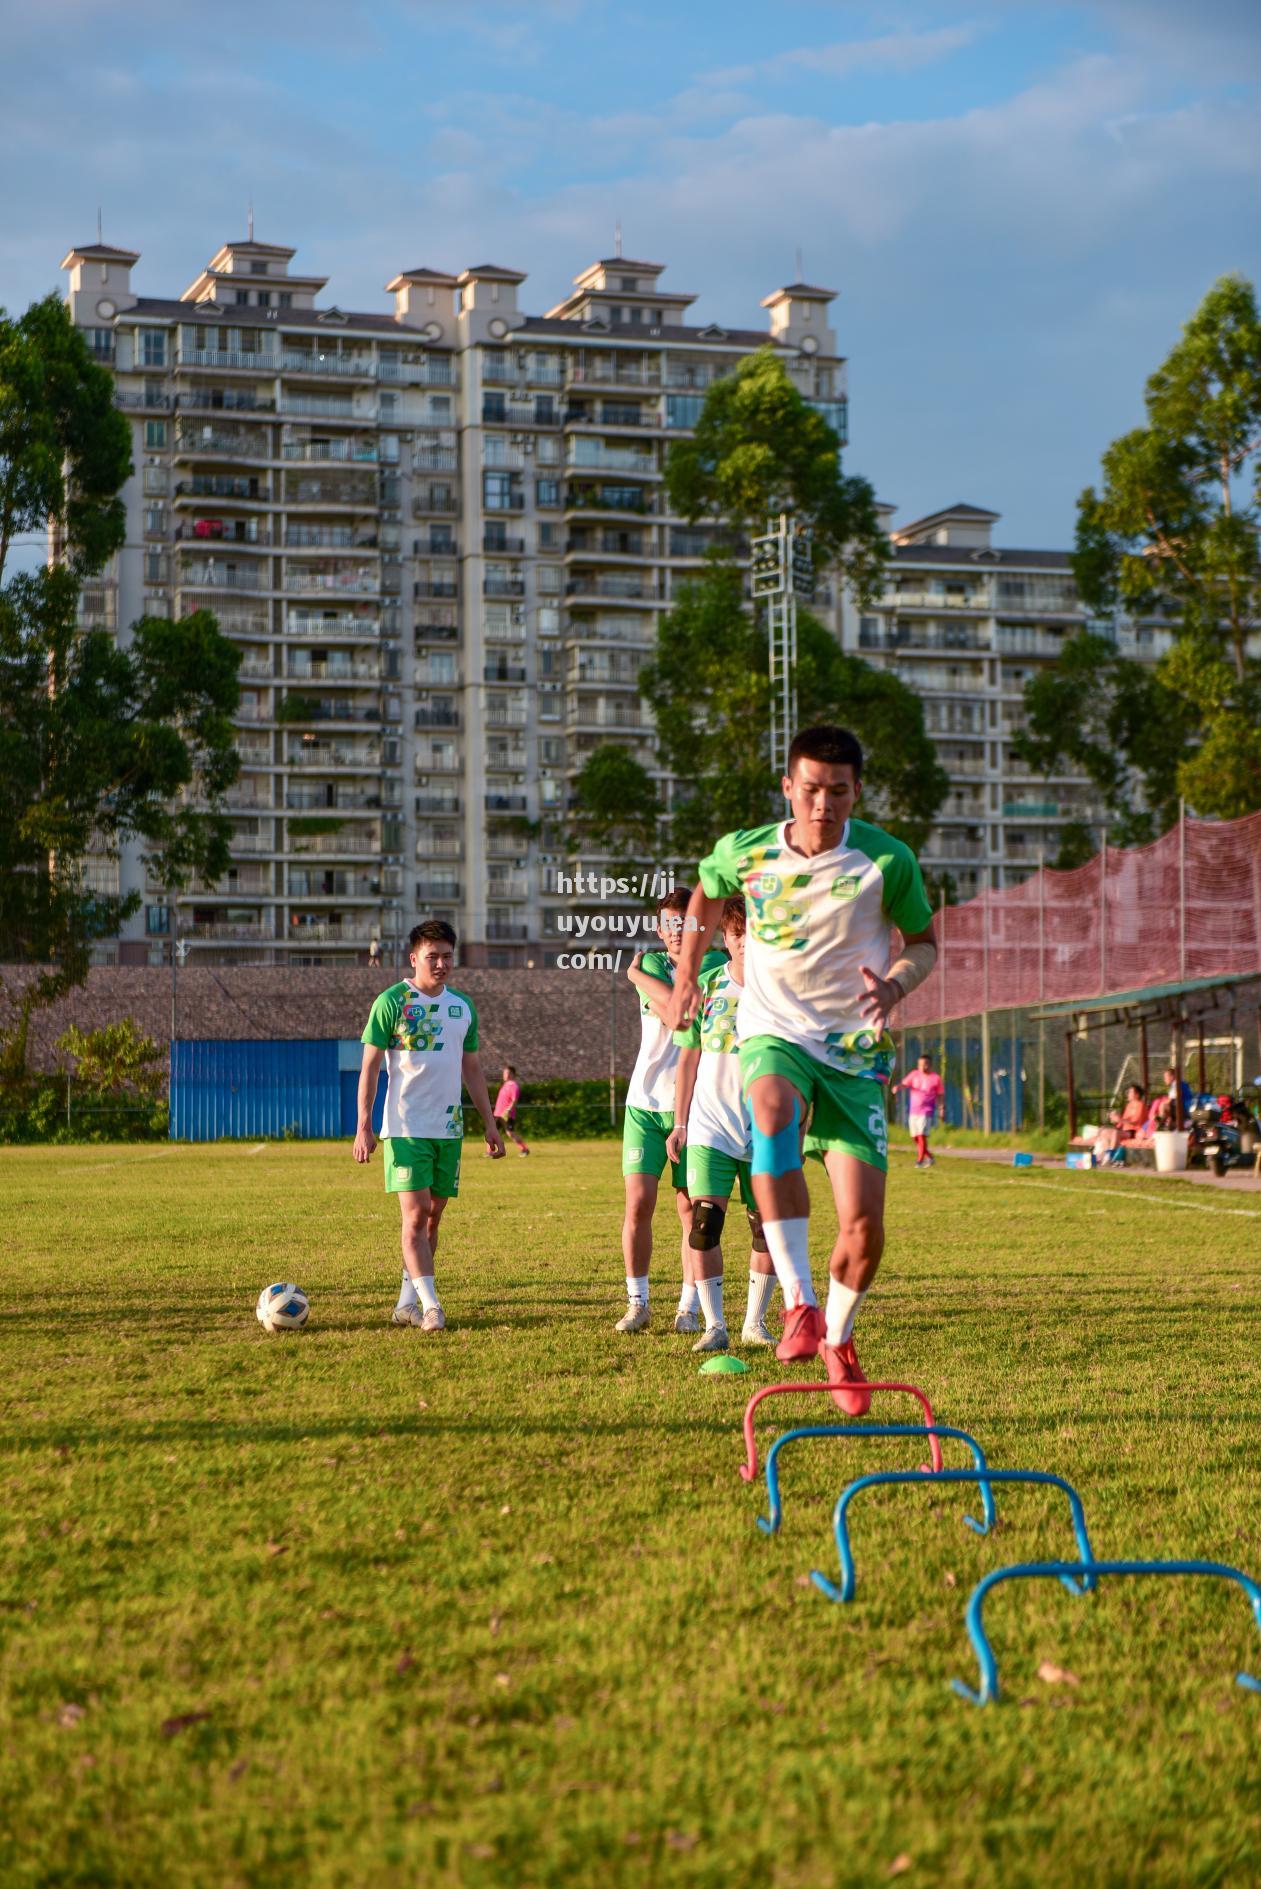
top-left (751, 512), bottom-right (815, 780)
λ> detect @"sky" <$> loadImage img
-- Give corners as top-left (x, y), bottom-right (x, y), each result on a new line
top-left (2, 0), bottom-right (1259, 549)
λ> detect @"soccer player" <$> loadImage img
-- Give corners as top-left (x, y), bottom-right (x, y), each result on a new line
top-left (665, 894), bottom-right (778, 1352)
top-left (664, 725), bottom-right (937, 1412)
top-left (354, 919), bottom-right (505, 1330)
top-left (898, 1052), bottom-right (946, 1169)
top-left (493, 1064), bottom-right (530, 1156)
top-left (616, 887), bottom-right (728, 1334)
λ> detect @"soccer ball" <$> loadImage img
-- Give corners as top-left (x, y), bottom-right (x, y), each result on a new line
top-left (255, 1282), bottom-right (310, 1332)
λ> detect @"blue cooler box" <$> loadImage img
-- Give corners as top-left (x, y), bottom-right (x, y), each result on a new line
top-left (1065, 1148), bottom-right (1094, 1170)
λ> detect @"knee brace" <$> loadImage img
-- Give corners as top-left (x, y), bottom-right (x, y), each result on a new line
top-left (746, 1206), bottom-right (769, 1253)
top-left (750, 1099), bottom-right (801, 1177)
top-left (689, 1197), bottom-right (727, 1251)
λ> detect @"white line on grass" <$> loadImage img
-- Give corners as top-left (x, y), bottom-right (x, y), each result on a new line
top-left (51, 1147), bottom-right (177, 1173)
top-left (1008, 1179), bottom-right (1261, 1219)
top-left (246, 1144), bottom-right (267, 1155)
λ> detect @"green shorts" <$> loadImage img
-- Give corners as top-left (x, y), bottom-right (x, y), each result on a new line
top-left (740, 1035), bottom-right (889, 1174)
top-left (686, 1142), bottom-right (756, 1210)
top-left (622, 1104), bottom-right (686, 1190)
top-left (382, 1135), bottom-right (462, 1197)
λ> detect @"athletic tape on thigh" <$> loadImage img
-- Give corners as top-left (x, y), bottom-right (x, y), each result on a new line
top-left (750, 1098), bottom-right (800, 1177)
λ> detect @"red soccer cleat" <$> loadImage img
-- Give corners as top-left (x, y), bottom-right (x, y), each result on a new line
top-left (821, 1336), bottom-right (872, 1415)
top-left (775, 1302), bottom-right (823, 1362)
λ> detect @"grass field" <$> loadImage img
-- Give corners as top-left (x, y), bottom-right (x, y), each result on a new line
top-left (2, 1142), bottom-right (1261, 1888)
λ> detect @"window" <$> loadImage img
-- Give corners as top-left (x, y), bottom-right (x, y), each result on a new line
top-left (235, 290), bottom-right (250, 305)
top-left (652, 309), bottom-right (663, 325)
top-left (146, 905), bottom-right (170, 935)
top-left (144, 506), bottom-right (165, 534)
top-left (250, 262), bottom-right (269, 276)
top-left (666, 394), bottom-right (704, 429)
top-left (536, 605), bottom-right (560, 635)
top-left (538, 523), bottom-right (558, 550)
top-left (535, 436), bottom-right (560, 465)
top-left (144, 419), bottom-right (167, 449)
top-left (380, 393), bottom-right (396, 418)
top-left (85, 328), bottom-right (114, 358)
top-left (483, 471), bottom-right (515, 510)
top-left (257, 291), bottom-right (271, 308)
top-left (141, 330), bottom-right (167, 367)
top-left (620, 277), bottom-right (637, 291)
top-left (537, 565), bottom-right (562, 595)
top-left (483, 391), bottom-right (506, 423)
top-left (536, 477), bottom-right (560, 508)
top-left (145, 553), bottom-right (166, 583)
top-left (429, 394), bottom-right (452, 419)
top-left (279, 292), bottom-right (293, 308)
top-left (142, 467), bottom-right (166, 494)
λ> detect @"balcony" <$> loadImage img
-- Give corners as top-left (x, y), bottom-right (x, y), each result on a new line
top-left (417, 792), bottom-right (461, 815)
top-left (285, 787), bottom-right (382, 810)
top-left (487, 872), bottom-right (529, 898)
top-left (280, 352), bottom-right (375, 379)
top-left (485, 918), bottom-right (529, 940)
top-left (484, 577), bottom-right (526, 598)
top-left (173, 426), bottom-right (260, 458)
top-left (285, 526), bottom-right (378, 550)
top-left (415, 620), bottom-right (460, 644)
top-left (288, 828), bottom-right (382, 856)
top-left (485, 705), bottom-right (528, 728)
top-left (174, 477), bottom-right (267, 504)
top-left (378, 357), bottom-right (454, 387)
top-left (286, 611), bottom-right (380, 639)
top-left (566, 443), bottom-right (657, 476)
top-left (176, 347), bottom-right (279, 373)
top-left (286, 567), bottom-right (380, 596)
top-left (287, 742), bottom-right (383, 770)
top-left (177, 564), bottom-right (263, 591)
top-left (417, 877), bottom-right (462, 899)
top-left (287, 871), bottom-right (384, 898)
top-left (176, 391), bottom-right (275, 415)
top-left (568, 361), bottom-right (661, 389)
top-left (485, 794), bottom-right (528, 813)
top-left (859, 625), bottom-right (986, 654)
top-left (566, 575), bottom-right (658, 602)
top-left (286, 920), bottom-right (380, 943)
top-left (280, 701), bottom-right (383, 728)
top-left (564, 485), bottom-right (655, 516)
top-left (413, 446), bottom-right (458, 471)
top-left (484, 663), bottom-right (528, 684)
top-left (566, 702), bottom-right (645, 730)
top-left (190, 868), bottom-right (272, 896)
top-left (414, 579), bottom-right (459, 600)
top-left (484, 534), bottom-right (526, 555)
top-left (186, 920), bottom-right (267, 940)
top-left (413, 493), bottom-right (460, 517)
top-left (282, 395), bottom-right (364, 422)
top-left (415, 707), bottom-right (460, 728)
top-left (236, 741), bottom-right (274, 765)
top-left (282, 440), bottom-right (379, 464)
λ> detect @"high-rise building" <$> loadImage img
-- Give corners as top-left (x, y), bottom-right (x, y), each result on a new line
top-left (59, 237), bottom-right (848, 965)
top-left (839, 503), bottom-right (1176, 895)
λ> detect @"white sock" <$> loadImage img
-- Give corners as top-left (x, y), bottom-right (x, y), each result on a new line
top-left (396, 1271), bottom-right (417, 1310)
top-left (677, 1281), bottom-right (700, 1314)
top-left (414, 1274), bottom-right (440, 1314)
top-left (627, 1275), bottom-right (649, 1305)
top-left (825, 1278), bottom-right (867, 1346)
top-left (744, 1271), bottom-right (776, 1328)
top-left (696, 1275), bottom-right (724, 1330)
top-left (761, 1218), bottom-right (815, 1309)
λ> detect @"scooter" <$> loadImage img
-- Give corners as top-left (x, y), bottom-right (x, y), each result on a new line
top-left (1200, 1084), bottom-right (1261, 1178)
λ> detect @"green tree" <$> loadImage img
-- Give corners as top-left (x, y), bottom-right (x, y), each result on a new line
top-left (665, 348), bottom-right (888, 601)
top-left (1020, 275), bottom-right (1261, 831)
top-left (566, 745), bottom-right (662, 865)
top-left (0, 297), bottom-right (241, 1073)
top-left (55, 1018), bottom-right (165, 1099)
top-left (640, 560), bottom-right (948, 858)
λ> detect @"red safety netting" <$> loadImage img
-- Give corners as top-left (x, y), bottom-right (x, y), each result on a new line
top-left (899, 811), bottom-right (1261, 1025)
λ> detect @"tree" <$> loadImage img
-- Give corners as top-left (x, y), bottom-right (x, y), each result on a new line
top-left (566, 745), bottom-right (662, 865)
top-left (55, 1018), bottom-right (165, 1100)
top-left (0, 297), bottom-right (241, 1073)
top-left (1019, 275), bottom-right (1261, 832)
top-left (640, 560), bottom-right (948, 859)
top-left (665, 348), bottom-right (889, 602)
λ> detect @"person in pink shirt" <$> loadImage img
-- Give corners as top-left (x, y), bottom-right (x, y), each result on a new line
top-left (493, 1064), bottom-right (530, 1157)
top-left (898, 1052), bottom-right (946, 1169)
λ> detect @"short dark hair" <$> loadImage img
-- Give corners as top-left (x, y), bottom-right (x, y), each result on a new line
top-left (504, 1063), bottom-right (516, 1075)
top-left (720, 894), bottom-right (746, 939)
top-left (787, 724), bottom-right (863, 778)
top-left (658, 887), bottom-right (691, 917)
top-left (408, 919), bottom-right (457, 951)
top-left (917, 1051), bottom-right (932, 1063)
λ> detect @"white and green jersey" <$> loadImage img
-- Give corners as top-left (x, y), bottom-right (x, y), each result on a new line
top-left (673, 960), bottom-right (751, 1161)
top-left (626, 946), bottom-right (728, 1114)
top-left (697, 818), bottom-right (933, 1081)
top-left (361, 980), bottom-right (479, 1138)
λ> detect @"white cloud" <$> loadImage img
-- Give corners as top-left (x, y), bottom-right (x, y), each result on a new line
top-left (701, 22), bottom-right (981, 89)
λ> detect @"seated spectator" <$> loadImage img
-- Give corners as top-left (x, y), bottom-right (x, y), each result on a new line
top-left (1095, 1084), bottom-right (1147, 1155)
top-left (1152, 1065), bottom-right (1192, 1129)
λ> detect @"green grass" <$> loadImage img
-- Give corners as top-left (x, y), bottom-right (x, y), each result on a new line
top-left (2, 1143), bottom-right (1260, 1888)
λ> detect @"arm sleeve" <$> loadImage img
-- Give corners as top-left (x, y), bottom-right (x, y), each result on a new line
top-left (672, 1014), bottom-right (702, 1050)
top-left (638, 948), bottom-right (673, 989)
top-left (697, 830), bottom-right (744, 899)
top-left (463, 996), bottom-right (479, 1052)
top-left (881, 843), bottom-right (935, 936)
top-left (361, 988), bottom-right (398, 1049)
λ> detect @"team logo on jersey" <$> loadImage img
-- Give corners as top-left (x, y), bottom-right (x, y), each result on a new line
top-left (447, 1005), bottom-right (461, 1017)
top-left (830, 873), bottom-right (863, 900)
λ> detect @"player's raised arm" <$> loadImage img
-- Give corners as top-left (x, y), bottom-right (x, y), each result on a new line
top-left (354, 1045), bottom-right (384, 1162)
top-left (462, 1051), bottom-right (506, 1159)
top-left (664, 885), bottom-right (725, 1031)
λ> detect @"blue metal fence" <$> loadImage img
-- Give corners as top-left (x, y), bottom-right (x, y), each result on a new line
top-left (900, 1033), bottom-right (1025, 1132)
top-left (169, 1040), bottom-right (385, 1141)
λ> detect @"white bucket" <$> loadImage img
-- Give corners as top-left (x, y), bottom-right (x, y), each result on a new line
top-left (1153, 1130), bottom-right (1189, 1174)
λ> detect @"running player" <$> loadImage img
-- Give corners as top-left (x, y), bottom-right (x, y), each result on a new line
top-left (616, 887), bottom-right (728, 1334)
top-left (665, 894), bottom-right (778, 1352)
top-left (664, 725), bottom-right (936, 1411)
top-left (354, 919), bottom-right (505, 1330)
top-left (493, 1064), bottom-right (530, 1156)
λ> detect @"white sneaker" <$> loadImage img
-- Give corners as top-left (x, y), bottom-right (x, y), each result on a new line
top-left (615, 1301), bottom-right (650, 1333)
top-left (420, 1305), bottom-right (446, 1332)
top-left (741, 1318), bottom-right (775, 1347)
top-left (391, 1303), bottom-right (423, 1326)
top-left (673, 1308), bottom-right (700, 1334)
top-left (692, 1324), bottom-right (729, 1353)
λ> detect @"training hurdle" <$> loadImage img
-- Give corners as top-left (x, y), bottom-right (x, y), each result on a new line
top-left (812, 1468), bottom-right (1096, 1604)
top-left (757, 1424), bottom-right (993, 1537)
top-left (951, 1559), bottom-right (1261, 1705)
top-left (739, 1380), bottom-right (942, 1483)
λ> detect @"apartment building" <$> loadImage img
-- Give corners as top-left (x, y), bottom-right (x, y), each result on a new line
top-left (839, 503), bottom-right (1174, 896)
top-left (60, 236), bottom-right (848, 965)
